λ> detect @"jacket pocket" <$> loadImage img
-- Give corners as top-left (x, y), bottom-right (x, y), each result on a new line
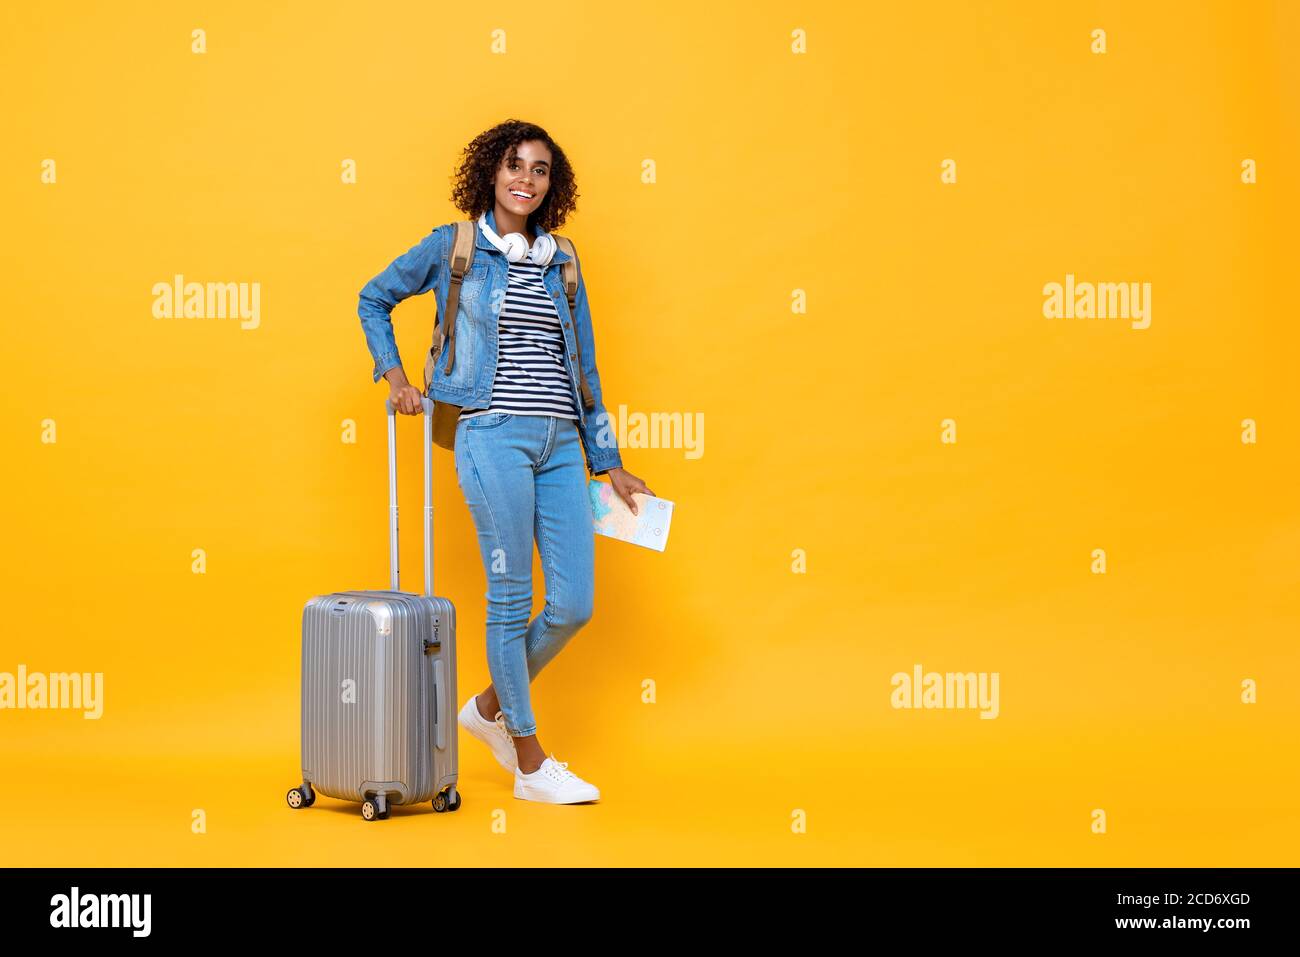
top-left (459, 262), bottom-right (489, 301)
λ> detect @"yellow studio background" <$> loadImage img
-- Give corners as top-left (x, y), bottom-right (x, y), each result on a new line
top-left (1, 1), bottom-right (1297, 866)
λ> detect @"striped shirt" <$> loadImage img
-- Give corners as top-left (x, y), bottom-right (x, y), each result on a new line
top-left (458, 259), bottom-right (579, 422)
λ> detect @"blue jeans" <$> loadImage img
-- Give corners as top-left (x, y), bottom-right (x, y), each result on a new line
top-left (453, 412), bottom-right (595, 737)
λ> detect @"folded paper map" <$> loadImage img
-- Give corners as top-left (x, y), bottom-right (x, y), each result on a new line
top-left (588, 478), bottom-right (673, 552)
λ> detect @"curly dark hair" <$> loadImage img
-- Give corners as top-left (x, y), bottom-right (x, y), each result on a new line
top-left (449, 120), bottom-right (579, 233)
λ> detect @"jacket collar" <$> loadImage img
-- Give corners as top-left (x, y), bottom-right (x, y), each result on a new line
top-left (474, 207), bottom-right (571, 265)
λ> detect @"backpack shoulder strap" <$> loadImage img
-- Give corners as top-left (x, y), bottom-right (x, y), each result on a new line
top-left (425, 221), bottom-right (476, 390)
top-left (450, 219), bottom-right (476, 275)
top-left (551, 235), bottom-right (595, 411)
top-left (553, 235), bottom-right (580, 301)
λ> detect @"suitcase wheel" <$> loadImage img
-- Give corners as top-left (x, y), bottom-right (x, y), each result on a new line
top-left (433, 787), bottom-right (461, 813)
top-left (286, 785), bottom-right (315, 810)
top-left (362, 796), bottom-right (390, 821)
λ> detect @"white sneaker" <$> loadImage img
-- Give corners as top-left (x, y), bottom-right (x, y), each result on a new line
top-left (457, 696), bottom-right (518, 773)
top-left (514, 754), bottom-right (601, 804)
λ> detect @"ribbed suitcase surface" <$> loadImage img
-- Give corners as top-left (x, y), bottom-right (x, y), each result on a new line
top-left (301, 591), bottom-right (457, 806)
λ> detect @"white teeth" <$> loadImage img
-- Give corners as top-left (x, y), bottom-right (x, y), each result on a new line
top-left (511, 190), bottom-right (533, 199)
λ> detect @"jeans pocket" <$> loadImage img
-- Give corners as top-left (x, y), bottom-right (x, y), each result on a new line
top-left (464, 411), bottom-right (511, 431)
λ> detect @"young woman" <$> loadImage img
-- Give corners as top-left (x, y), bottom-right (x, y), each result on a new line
top-left (356, 120), bottom-right (654, 804)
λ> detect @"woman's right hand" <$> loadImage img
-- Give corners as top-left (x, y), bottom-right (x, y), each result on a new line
top-left (385, 368), bottom-right (424, 415)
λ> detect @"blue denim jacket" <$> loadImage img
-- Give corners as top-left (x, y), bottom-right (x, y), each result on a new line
top-left (357, 208), bottom-right (623, 476)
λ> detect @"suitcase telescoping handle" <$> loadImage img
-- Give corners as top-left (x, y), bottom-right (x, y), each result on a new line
top-left (384, 397), bottom-right (435, 597)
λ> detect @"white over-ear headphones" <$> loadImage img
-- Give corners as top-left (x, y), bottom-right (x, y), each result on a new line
top-left (477, 211), bottom-right (556, 266)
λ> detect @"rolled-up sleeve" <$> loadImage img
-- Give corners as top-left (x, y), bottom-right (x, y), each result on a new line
top-left (357, 225), bottom-right (447, 383)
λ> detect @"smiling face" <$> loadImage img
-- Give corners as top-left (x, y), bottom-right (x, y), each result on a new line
top-left (493, 139), bottom-right (552, 222)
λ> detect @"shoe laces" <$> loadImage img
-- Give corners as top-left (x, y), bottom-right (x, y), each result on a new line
top-left (493, 712), bottom-right (512, 740)
top-left (542, 753), bottom-right (578, 782)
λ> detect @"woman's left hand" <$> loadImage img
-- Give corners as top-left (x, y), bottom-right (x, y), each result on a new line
top-left (606, 467), bottom-right (655, 516)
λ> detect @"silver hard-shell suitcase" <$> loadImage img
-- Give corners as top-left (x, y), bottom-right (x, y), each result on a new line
top-left (287, 398), bottom-right (459, 821)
